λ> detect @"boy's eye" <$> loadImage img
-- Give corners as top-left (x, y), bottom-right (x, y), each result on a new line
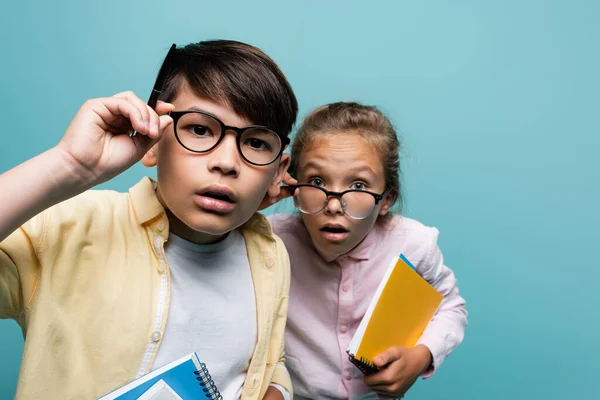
top-left (243, 138), bottom-right (271, 151)
top-left (308, 178), bottom-right (325, 187)
top-left (190, 125), bottom-right (212, 137)
top-left (241, 129), bottom-right (278, 155)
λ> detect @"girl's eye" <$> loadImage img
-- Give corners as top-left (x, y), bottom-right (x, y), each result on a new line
top-left (351, 182), bottom-right (367, 190)
top-left (308, 178), bottom-right (325, 187)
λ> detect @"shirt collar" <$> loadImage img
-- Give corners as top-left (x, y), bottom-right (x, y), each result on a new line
top-left (129, 177), bottom-right (165, 225)
top-left (344, 231), bottom-right (378, 261)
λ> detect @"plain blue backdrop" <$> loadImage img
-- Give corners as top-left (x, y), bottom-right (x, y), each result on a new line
top-left (1, 1), bottom-right (598, 399)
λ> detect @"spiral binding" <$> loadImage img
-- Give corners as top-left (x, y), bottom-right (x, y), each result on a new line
top-left (193, 363), bottom-right (223, 400)
top-left (347, 352), bottom-right (379, 376)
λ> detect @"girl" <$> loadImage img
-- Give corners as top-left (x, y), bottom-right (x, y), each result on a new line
top-left (267, 102), bottom-right (467, 399)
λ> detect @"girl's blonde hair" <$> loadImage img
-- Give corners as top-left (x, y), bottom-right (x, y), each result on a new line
top-left (289, 102), bottom-right (402, 216)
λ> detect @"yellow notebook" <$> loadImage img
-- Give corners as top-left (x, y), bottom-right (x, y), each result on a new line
top-left (346, 254), bottom-right (443, 374)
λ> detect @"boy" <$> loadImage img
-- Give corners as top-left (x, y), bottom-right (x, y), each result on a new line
top-left (0, 40), bottom-right (297, 400)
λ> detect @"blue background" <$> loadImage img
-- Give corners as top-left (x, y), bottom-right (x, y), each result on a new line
top-left (1, 1), bottom-right (598, 398)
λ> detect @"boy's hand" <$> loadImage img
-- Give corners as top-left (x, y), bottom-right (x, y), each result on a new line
top-left (57, 91), bottom-right (174, 187)
top-left (363, 345), bottom-right (432, 399)
top-left (258, 173), bottom-right (298, 210)
top-left (261, 386), bottom-right (285, 400)
top-left (0, 92), bottom-right (174, 242)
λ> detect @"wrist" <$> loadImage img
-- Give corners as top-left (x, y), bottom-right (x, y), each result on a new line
top-left (413, 344), bottom-right (433, 374)
top-left (48, 146), bottom-right (97, 193)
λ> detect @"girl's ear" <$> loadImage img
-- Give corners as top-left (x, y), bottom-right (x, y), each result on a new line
top-left (378, 191), bottom-right (395, 216)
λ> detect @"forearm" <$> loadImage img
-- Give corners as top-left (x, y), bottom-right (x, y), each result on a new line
top-left (416, 239), bottom-right (468, 376)
top-left (416, 292), bottom-right (467, 377)
top-left (0, 146), bottom-right (90, 241)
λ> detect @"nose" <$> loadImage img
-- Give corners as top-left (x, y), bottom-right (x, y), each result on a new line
top-left (324, 195), bottom-right (344, 215)
top-left (206, 130), bottom-right (241, 177)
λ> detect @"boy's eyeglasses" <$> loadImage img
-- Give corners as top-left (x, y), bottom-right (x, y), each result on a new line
top-left (171, 110), bottom-right (289, 166)
top-left (287, 184), bottom-right (389, 220)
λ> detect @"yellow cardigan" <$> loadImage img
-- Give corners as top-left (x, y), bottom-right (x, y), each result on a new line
top-left (0, 177), bottom-right (291, 399)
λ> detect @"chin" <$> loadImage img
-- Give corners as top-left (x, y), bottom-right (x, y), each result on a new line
top-left (319, 237), bottom-right (361, 258)
top-left (181, 212), bottom-right (240, 235)
top-left (315, 243), bottom-right (345, 261)
top-left (191, 220), bottom-right (238, 236)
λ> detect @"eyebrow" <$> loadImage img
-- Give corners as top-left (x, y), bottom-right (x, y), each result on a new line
top-left (187, 106), bottom-right (215, 114)
top-left (185, 106), bottom-right (253, 128)
top-left (302, 161), bottom-right (378, 178)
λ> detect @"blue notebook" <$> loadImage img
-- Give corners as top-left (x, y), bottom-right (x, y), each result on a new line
top-left (98, 353), bottom-right (222, 400)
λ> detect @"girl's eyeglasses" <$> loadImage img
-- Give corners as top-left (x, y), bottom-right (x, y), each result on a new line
top-left (287, 184), bottom-right (389, 220)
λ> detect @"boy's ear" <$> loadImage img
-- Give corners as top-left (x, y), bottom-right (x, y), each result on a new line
top-left (267, 153), bottom-right (291, 198)
top-left (141, 144), bottom-right (158, 167)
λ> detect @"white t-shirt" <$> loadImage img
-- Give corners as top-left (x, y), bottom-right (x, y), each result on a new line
top-left (153, 230), bottom-right (257, 400)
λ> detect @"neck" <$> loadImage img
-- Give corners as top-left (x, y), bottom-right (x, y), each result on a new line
top-left (166, 209), bottom-right (229, 244)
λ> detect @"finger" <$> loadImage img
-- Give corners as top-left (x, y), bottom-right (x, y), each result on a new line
top-left (103, 116), bottom-right (131, 135)
top-left (158, 114), bottom-right (174, 137)
top-left (374, 347), bottom-right (404, 368)
top-left (146, 104), bottom-right (160, 139)
top-left (368, 372), bottom-right (414, 399)
top-left (155, 100), bottom-right (175, 115)
top-left (112, 115), bottom-right (133, 131)
top-left (114, 91), bottom-right (151, 131)
top-left (129, 134), bottom-right (158, 163)
top-left (364, 370), bottom-right (395, 387)
top-left (370, 381), bottom-right (405, 398)
top-left (364, 359), bottom-right (407, 387)
top-left (282, 172), bottom-right (298, 185)
top-left (278, 186), bottom-right (294, 200)
top-left (147, 100), bottom-right (174, 139)
top-left (92, 97), bottom-right (147, 135)
top-left (268, 186), bottom-right (293, 206)
top-left (159, 114), bottom-right (174, 129)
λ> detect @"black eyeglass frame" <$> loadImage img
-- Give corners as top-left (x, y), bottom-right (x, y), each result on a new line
top-left (286, 184), bottom-right (390, 219)
top-left (170, 110), bottom-right (290, 166)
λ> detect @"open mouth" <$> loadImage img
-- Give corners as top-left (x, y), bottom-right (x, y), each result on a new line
top-left (195, 186), bottom-right (238, 213)
top-left (202, 191), bottom-right (235, 203)
top-left (197, 185), bottom-right (238, 203)
top-left (320, 225), bottom-right (349, 234)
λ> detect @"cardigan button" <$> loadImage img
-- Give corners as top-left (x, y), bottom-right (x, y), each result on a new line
top-left (151, 331), bottom-right (162, 342)
top-left (157, 262), bottom-right (166, 273)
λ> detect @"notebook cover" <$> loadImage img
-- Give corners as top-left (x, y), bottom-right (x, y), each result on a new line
top-left (98, 353), bottom-right (217, 400)
top-left (354, 255), bottom-right (443, 363)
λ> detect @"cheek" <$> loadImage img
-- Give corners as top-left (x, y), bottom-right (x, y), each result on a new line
top-left (301, 214), bottom-right (319, 232)
top-left (352, 215), bottom-right (378, 239)
top-left (242, 166), bottom-right (276, 195)
top-left (157, 140), bottom-right (203, 181)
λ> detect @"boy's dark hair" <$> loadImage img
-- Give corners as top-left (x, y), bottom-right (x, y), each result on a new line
top-left (159, 40), bottom-right (298, 138)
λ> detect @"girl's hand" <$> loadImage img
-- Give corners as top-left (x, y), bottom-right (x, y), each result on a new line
top-left (56, 91), bottom-right (174, 188)
top-left (258, 172), bottom-right (298, 210)
top-left (363, 345), bottom-right (432, 398)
